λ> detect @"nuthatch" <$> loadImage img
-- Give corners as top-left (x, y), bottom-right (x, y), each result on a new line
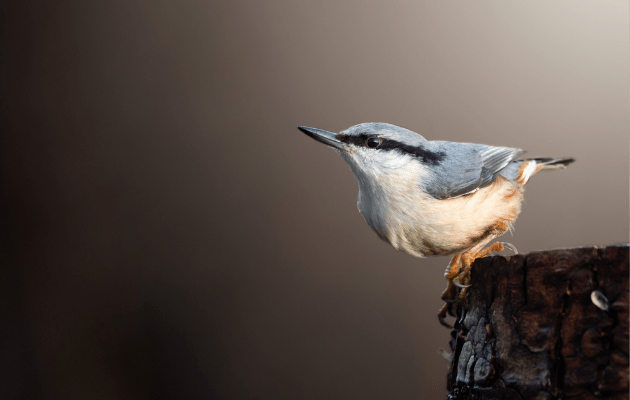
top-left (298, 123), bottom-right (574, 327)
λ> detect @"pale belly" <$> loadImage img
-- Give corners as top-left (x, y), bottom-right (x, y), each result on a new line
top-left (360, 177), bottom-right (523, 258)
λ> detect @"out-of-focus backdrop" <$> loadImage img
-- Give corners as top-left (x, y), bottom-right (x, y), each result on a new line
top-left (1, 1), bottom-right (628, 399)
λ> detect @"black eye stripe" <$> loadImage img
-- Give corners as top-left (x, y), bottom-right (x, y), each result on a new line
top-left (336, 134), bottom-right (445, 166)
top-left (337, 133), bottom-right (370, 146)
top-left (379, 140), bottom-right (446, 166)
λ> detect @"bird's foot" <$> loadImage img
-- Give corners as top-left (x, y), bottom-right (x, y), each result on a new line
top-left (438, 255), bottom-right (473, 328)
top-left (438, 232), bottom-right (515, 327)
top-left (452, 271), bottom-right (471, 288)
top-left (443, 254), bottom-right (462, 280)
top-left (454, 268), bottom-right (471, 306)
top-left (438, 279), bottom-right (472, 328)
top-left (440, 280), bottom-right (458, 303)
top-left (476, 241), bottom-right (519, 259)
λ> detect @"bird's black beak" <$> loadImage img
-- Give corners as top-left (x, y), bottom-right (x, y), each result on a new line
top-left (298, 126), bottom-right (344, 150)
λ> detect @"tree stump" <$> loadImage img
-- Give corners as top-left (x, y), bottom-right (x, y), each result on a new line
top-left (445, 245), bottom-right (629, 400)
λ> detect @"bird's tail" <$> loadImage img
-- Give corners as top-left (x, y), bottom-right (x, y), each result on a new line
top-left (502, 157), bottom-right (574, 186)
top-left (527, 157), bottom-right (575, 170)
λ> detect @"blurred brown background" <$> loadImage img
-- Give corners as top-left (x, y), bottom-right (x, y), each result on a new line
top-left (1, 1), bottom-right (628, 399)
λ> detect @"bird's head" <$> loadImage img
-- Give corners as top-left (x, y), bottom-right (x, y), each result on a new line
top-left (298, 123), bottom-right (440, 178)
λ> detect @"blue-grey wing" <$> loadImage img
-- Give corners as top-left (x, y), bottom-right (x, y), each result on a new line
top-left (421, 141), bottom-right (524, 200)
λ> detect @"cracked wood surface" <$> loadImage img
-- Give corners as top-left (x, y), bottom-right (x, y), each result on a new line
top-left (445, 245), bottom-right (629, 400)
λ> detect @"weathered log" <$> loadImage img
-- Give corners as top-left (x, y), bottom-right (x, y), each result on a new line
top-left (445, 245), bottom-right (629, 400)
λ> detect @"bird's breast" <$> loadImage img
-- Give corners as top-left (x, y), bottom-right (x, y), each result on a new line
top-left (357, 176), bottom-right (524, 258)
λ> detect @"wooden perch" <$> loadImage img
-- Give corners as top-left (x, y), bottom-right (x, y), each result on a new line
top-left (445, 245), bottom-right (629, 400)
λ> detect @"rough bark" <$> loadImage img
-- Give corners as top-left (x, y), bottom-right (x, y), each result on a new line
top-left (445, 244), bottom-right (629, 400)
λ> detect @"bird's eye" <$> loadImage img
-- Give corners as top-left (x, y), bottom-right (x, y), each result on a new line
top-left (367, 136), bottom-right (381, 148)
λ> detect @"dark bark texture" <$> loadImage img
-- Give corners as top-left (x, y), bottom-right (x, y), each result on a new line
top-left (446, 245), bottom-right (629, 400)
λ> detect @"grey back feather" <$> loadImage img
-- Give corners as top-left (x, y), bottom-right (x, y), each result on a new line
top-left (421, 141), bottom-right (524, 199)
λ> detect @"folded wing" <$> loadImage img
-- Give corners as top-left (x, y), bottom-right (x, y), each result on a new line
top-left (421, 141), bottom-right (524, 200)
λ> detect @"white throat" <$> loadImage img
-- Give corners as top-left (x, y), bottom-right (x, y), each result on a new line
top-left (338, 148), bottom-right (426, 238)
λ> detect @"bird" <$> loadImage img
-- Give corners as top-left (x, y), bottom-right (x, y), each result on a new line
top-left (297, 123), bottom-right (574, 327)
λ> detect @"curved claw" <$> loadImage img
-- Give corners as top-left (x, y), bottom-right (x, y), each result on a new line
top-left (438, 303), bottom-right (453, 329)
top-left (502, 242), bottom-right (518, 255)
top-left (453, 276), bottom-right (471, 288)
